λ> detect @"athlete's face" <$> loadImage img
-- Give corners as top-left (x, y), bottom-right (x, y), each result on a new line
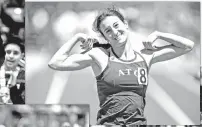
top-left (4, 44), bottom-right (23, 69)
top-left (100, 16), bottom-right (129, 46)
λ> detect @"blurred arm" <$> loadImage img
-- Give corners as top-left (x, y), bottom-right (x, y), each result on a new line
top-left (150, 32), bottom-right (194, 64)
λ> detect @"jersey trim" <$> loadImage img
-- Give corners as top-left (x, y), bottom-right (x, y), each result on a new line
top-left (111, 47), bottom-right (137, 62)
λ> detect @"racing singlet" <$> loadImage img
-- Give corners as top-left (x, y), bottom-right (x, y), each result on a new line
top-left (96, 48), bottom-right (151, 125)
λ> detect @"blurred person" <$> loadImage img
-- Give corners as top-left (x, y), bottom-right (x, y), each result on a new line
top-left (0, 0), bottom-right (24, 40)
top-left (0, 36), bottom-right (25, 104)
top-left (48, 7), bottom-right (194, 126)
top-left (61, 122), bottom-right (70, 127)
top-left (0, 0), bottom-right (25, 104)
top-left (68, 106), bottom-right (81, 127)
top-left (49, 120), bottom-right (60, 127)
top-left (34, 105), bottom-right (51, 127)
top-left (0, 87), bottom-right (12, 104)
top-left (11, 110), bottom-right (22, 127)
top-left (77, 113), bottom-right (86, 127)
top-left (0, 106), bottom-right (9, 125)
top-left (17, 117), bottom-right (33, 127)
top-left (56, 113), bottom-right (69, 125)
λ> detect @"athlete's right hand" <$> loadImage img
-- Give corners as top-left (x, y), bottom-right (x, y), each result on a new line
top-left (143, 31), bottom-right (160, 50)
top-left (76, 33), bottom-right (98, 51)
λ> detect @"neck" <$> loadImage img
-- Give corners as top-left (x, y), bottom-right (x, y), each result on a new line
top-left (111, 40), bottom-right (133, 59)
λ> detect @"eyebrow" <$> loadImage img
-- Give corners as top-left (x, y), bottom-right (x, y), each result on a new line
top-left (5, 49), bottom-right (20, 52)
top-left (113, 22), bottom-right (118, 26)
top-left (103, 21), bottom-right (119, 32)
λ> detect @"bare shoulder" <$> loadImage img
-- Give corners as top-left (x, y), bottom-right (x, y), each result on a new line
top-left (87, 47), bottom-right (109, 58)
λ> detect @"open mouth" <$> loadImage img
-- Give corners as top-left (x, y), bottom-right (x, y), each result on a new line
top-left (113, 32), bottom-right (124, 41)
top-left (6, 60), bottom-right (15, 65)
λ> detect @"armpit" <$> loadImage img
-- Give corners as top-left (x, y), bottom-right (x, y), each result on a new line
top-left (87, 47), bottom-right (109, 76)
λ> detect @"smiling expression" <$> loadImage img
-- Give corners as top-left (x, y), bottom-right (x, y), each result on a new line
top-left (4, 43), bottom-right (23, 69)
top-left (99, 16), bottom-right (129, 46)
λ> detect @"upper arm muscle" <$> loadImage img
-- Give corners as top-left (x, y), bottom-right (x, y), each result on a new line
top-left (49, 47), bottom-right (109, 75)
top-left (151, 45), bottom-right (191, 65)
top-left (52, 53), bottom-right (94, 71)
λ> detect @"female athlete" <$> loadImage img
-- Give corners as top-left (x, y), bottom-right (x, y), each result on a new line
top-left (48, 7), bottom-right (194, 126)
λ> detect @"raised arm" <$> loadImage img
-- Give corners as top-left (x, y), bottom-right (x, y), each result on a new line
top-left (142, 31), bottom-right (194, 65)
top-left (48, 33), bottom-right (95, 71)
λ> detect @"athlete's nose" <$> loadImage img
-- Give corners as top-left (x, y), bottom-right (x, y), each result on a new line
top-left (8, 52), bottom-right (14, 59)
top-left (110, 28), bottom-right (119, 39)
top-left (111, 27), bottom-right (118, 36)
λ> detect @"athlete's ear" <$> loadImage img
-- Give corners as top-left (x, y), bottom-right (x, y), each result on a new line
top-left (124, 20), bottom-right (128, 29)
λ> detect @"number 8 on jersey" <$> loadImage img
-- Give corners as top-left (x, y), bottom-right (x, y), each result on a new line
top-left (137, 67), bottom-right (148, 85)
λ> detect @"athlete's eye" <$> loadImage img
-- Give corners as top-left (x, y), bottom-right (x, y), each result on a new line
top-left (114, 23), bottom-right (119, 28)
top-left (105, 29), bottom-right (111, 34)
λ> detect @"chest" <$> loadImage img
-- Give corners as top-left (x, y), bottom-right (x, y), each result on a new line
top-left (99, 52), bottom-right (148, 86)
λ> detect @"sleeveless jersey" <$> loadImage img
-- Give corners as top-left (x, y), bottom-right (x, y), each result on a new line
top-left (96, 48), bottom-right (149, 106)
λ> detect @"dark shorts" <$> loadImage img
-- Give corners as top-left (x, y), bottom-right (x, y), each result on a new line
top-left (97, 92), bottom-right (146, 126)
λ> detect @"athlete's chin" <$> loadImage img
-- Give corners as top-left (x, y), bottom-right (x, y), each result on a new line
top-left (118, 38), bottom-right (127, 44)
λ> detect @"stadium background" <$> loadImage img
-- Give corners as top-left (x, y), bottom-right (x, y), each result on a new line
top-left (25, 1), bottom-right (200, 125)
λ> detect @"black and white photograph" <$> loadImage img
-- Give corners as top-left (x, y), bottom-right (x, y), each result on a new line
top-left (0, 0), bottom-right (25, 104)
top-left (200, 65), bottom-right (202, 124)
top-left (90, 125), bottom-right (199, 127)
top-left (0, 104), bottom-right (89, 127)
top-left (26, 1), bottom-right (200, 126)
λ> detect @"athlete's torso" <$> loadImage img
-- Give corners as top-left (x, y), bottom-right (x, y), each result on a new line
top-left (96, 48), bottom-right (150, 106)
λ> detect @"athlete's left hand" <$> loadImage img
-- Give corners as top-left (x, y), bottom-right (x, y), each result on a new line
top-left (143, 31), bottom-right (160, 50)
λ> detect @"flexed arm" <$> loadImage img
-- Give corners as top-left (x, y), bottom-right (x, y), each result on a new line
top-left (48, 33), bottom-right (99, 71)
top-left (142, 31), bottom-right (194, 65)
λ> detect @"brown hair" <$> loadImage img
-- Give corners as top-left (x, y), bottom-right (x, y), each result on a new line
top-left (93, 6), bottom-right (125, 37)
top-left (92, 6), bottom-right (125, 49)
